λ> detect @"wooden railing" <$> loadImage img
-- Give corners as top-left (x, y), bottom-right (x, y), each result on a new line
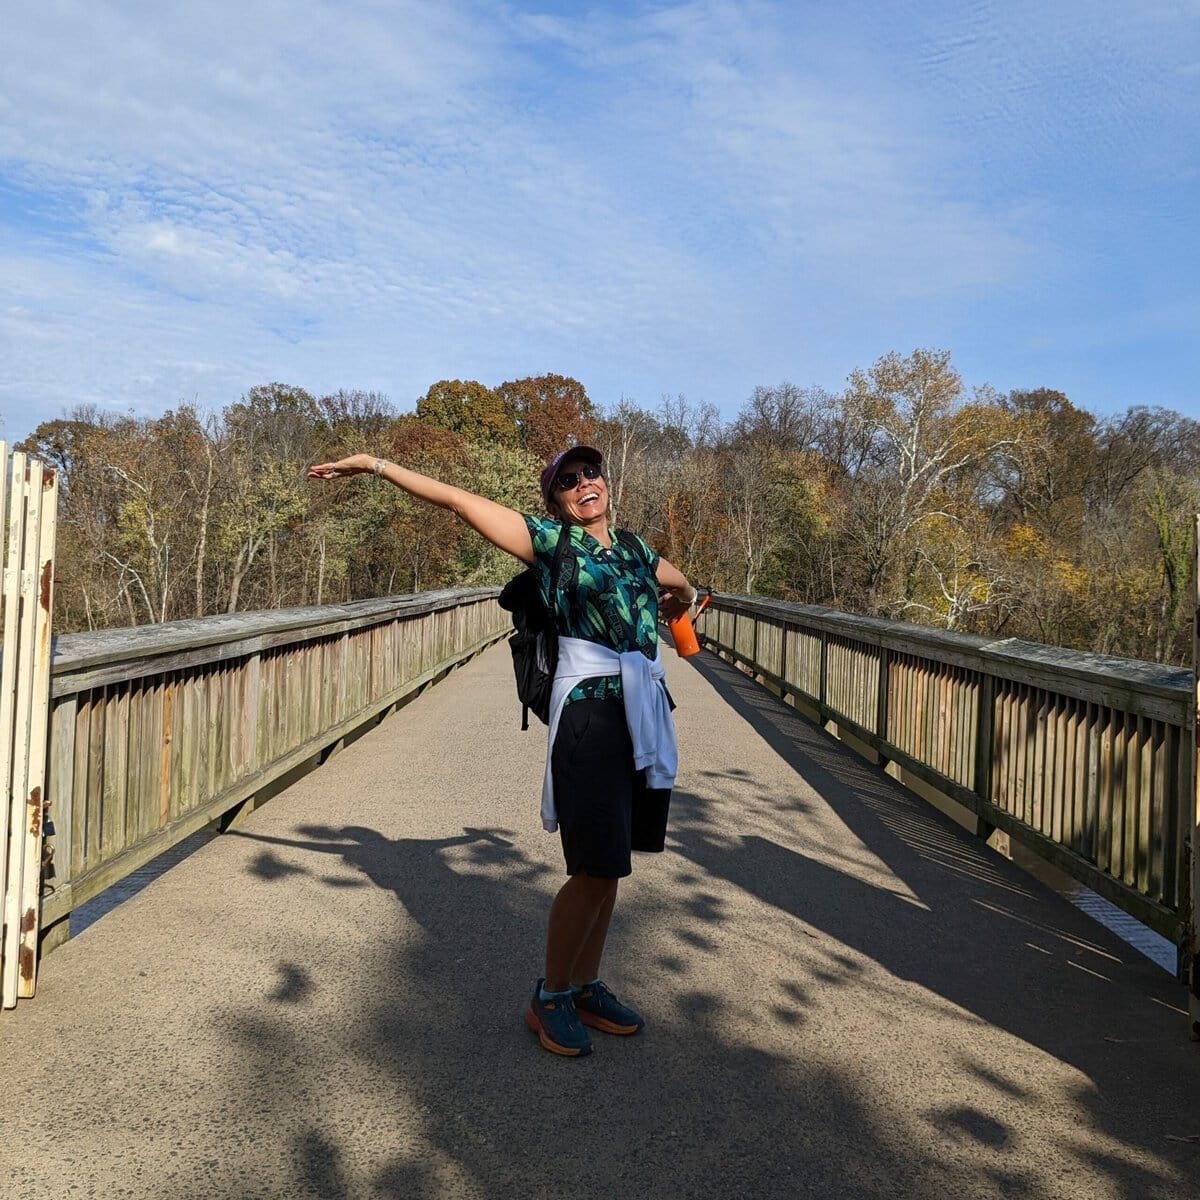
top-left (696, 595), bottom-right (1194, 974)
top-left (0, 447), bottom-right (58, 1007)
top-left (26, 579), bottom-right (1198, 1006)
top-left (39, 589), bottom-right (508, 946)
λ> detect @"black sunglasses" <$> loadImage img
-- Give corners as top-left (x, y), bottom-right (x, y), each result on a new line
top-left (553, 463), bottom-right (603, 492)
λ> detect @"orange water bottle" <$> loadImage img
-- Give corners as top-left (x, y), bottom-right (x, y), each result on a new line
top-left (667, 610), bottom-right (700, 657)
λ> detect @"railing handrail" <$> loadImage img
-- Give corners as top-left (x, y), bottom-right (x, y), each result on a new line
top-left (714, 594), bottom-right (1191, 710)
top-left (49, 587), bottom-right (501, 696)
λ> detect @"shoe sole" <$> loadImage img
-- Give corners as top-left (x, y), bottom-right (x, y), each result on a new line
top-left (577, 1010), bottom-right (643, 1036)
top-left (524, 1005), bottom-right (592, 1056)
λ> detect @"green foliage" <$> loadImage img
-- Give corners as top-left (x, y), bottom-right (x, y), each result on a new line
top-left (750, 451), bottom-right (830, 598)
top-left (416, 380), bottom-right (516, 446)
top-left (446, 441), bottom-right (542, 586)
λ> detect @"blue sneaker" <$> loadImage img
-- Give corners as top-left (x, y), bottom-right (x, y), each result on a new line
top-left (524, 979), bottom-right (593, 1057)
top-left (573, 980), bottom-right (644, 1035)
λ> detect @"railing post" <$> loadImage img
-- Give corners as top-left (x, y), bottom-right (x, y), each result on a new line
top-left (818, 631), bottom-right (828, 708)
top-left (17, 463), bottom-right (57, 997)
top-left (876, 647), bottom-right (890, 763)
top-left (0, 452), bottom-right (57, 1006)
top-left (974, 673), bottom-right (998, 845)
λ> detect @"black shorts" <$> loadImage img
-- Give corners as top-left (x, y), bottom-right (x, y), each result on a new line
top-left (551, 698), bottom-right (672, 878)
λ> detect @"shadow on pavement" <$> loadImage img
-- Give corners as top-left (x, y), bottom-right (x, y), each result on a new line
top-left (202, 819), bottom-right (993, 1200)
top-left (171, 648), bottom-right (1200, 1200)
top-left (670, 650), bottom-right (1200, 1198)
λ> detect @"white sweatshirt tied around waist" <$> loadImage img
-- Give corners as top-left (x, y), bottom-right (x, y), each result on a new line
top-left (540, 636), bottom-right (678, 832)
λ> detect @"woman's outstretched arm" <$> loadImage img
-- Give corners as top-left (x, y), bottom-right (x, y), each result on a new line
top-left (308, 453), bottom-right (534, 564)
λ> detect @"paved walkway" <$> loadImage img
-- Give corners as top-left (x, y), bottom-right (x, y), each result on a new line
top-left (2, 644), bottom-right (1198, 1200)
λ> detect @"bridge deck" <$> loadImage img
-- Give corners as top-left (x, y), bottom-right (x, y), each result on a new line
top-left (2, 644), bottom-right (1197, 1200)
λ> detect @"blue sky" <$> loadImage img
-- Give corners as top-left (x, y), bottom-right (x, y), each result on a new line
top-left (2, 0), bottom-right (1197, 445)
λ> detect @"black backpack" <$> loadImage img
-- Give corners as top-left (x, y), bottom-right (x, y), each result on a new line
top-left (497, 525), bottom-right (647, 730)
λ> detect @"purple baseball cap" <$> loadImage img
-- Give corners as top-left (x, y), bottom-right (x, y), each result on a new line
top-left (539, 445), bottom-right (603, 504)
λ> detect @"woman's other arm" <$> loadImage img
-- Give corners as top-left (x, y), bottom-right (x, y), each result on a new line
top-left (655, 557), bottom-right (697, 621)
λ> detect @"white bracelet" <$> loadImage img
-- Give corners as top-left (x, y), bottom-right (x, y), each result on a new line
top-left (373, 458), bottom-right (387, 477)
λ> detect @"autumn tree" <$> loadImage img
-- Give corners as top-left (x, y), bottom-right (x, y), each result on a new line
top-left (317, 389), bottom-right (396, 442)
top-left (15, 415), bottom-right (95, 482)
top-left (373, 417), bottom-right (472, 594)
top-left (35, 409), bottom-right (209, 625)
top-left (592, 398), bottom-right (669, 531)
top-left (1142, 469), bottom-right (1199, 661)
top-left (416, 380), bottom-right (515, 446)
top-left (18, 409), bottom-right (130, 629)
top-left (1079, 408), bottom-right (1200, 661)
top-left (496, 374), bottom-right (595, 460)
top-left (724, 445), bottom-right (827, 595)
top-left (837, 349), bottom-right (1016, 616)
top-left (1087, 406), bottom-right (1200, 512)
top-left (149, 405), bottom-right (226, 618)
top-left (730, 382), bottom-right (835, 454)
top-left (217, 384), bottom-right (318, 611)
top-left (22, 361), bottom-right (1200, 667)
top-left (992, 389), bottom-right (1095, 540)
top-left (589, 394), bottom-right (721, 581)
top-left (447, 440), bottom-right (543, 586)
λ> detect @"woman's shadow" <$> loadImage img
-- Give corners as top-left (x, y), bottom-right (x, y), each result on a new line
top-left (230, 822), bottom-right (555, 1006)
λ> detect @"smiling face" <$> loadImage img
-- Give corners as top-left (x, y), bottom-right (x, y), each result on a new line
top-left (549, 456), bottom-right (609, 528)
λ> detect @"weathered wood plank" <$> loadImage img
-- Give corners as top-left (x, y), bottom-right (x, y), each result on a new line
top-left (49, 589), bottom-right (500, 688)
top-left (158, 677), bottom-right (173, 830)
top-left (702, 594), bottom-right (1194, 951)
top-left (46, 694), bottom-right (76, 911)
top-left (1138, 718), bottom-right (1153, 895)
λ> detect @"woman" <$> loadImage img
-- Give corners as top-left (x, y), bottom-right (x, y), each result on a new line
top-left (308, 446), bottom-right (697, 1057)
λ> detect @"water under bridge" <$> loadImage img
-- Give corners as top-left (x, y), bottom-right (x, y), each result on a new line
top-left (1, 591), bottom-right (1198, 1200)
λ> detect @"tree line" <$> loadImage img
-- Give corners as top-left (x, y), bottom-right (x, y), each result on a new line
top-left (17, 350), bottom-right (1200, 664)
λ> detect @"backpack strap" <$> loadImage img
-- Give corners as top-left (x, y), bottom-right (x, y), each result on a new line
top-left (614, 528), bottom-right (654, 572)
top-left (517, 522), bottom-right (570, 732)
top-left (548, 520), bottom-right (572, 612)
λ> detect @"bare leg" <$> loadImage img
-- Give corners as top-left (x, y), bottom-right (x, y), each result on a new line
top-left (544, 874), bottom-right (620, 992)
top-left (569, 879), bottom-right (618, 986)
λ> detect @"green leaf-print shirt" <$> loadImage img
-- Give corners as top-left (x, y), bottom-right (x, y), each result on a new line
top-left (524, 514), bottom-right (661, 705)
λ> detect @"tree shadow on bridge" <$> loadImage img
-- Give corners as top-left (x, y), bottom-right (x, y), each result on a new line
top-left (154, 636), bottom-right (1200, 1200)
top-left (202, 816), bottom-right (1025, 1200)
top-left (668, 651), bottom-right (1199, 1200)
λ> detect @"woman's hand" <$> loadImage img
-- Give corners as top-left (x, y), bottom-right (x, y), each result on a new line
top-left (658, 584), bottom-right (697, 622)
top-left (307, 454), bottom-right (375, 480)
top-left (655, 558), bottom-right (697, 621)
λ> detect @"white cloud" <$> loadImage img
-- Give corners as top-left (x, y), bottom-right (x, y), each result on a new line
top-left (1, 0), bottom-right (1197, 441)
